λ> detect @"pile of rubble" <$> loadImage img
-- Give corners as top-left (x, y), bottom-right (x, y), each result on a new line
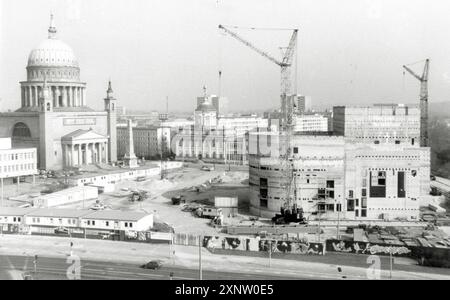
top-left (358, 225), bottom-right (450, 248)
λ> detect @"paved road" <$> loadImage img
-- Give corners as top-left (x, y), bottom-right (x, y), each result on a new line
top-left (209, 249), bottom-right (450, 277)
top-left (0, 255), bottom-right (304, 280)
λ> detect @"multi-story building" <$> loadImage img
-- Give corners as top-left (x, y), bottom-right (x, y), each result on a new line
top-left (0, 137), bottom-right (37, 181)
top-left (173, 88), bottom-right (268, 165)
top-left (248, 133), bottom-right (430, 220)
top-left (117, 124), bottom-right (171, 160)
top-left (293, 114), bottom-right (329, 132)
top-left (249, 103), bottom-right (433, 221)
top-left (333, 104), bottom-right (420, 146)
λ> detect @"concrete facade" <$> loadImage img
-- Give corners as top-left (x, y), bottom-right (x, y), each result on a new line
top-left (333, 104), bottom-right (420, 146)
top-left (248, 132), bottom-right (431, 221)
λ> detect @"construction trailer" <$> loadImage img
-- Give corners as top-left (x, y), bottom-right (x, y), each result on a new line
top-left (32, 186), bottom-right (98, 207)
top-left (214, 196), bottom-right (238, 217)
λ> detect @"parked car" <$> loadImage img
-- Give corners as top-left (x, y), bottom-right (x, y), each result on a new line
top-left (54, 227), bottom-right (69, 235)
top-left (201, 165), bottom-right (214, 172)
top-left (90, 202), bottom-right (106, 210)
top-left (99, 232), bottom-right (112, 240)
top-left (141, 260), bottom-right (162, 270)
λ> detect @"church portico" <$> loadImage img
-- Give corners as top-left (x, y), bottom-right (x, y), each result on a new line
top-left (62, 130), bottom-right (108, 168)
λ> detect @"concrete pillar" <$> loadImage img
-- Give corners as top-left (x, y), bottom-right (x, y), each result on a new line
top-left (78, 144), bottom-right (82, 166)
top-left (72, 87), bottom-right (76, 107)
top-left (53, 86), bottom-right (58, 108)
top-left (67, 86), bottom-right (71, 107)
top-left (105, 142), bottom-right (109, 163)
top-left (30, 86), bottom-right (34, 106)
top-left (77, 87), bottom-right (81, 106)
top-left (34, 86), bottom-right (39, 106)
top-left (91, 143), bottom-right (95, 164)
top-left (21, 87), bottom-right (25, 107)
top-left (82, 88), bottom-right (86, 106)
top-left (54, 86), bottom-right (59, 108)
top-left (62, 86), bottom-right (67, 107)
top-left (29, 86), bottom-right (33, 106)
top-left (27, 86), bottom-right (31, 107)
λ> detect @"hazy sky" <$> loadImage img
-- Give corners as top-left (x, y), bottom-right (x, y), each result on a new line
top-left (1, 0), bottom-right (450, 112)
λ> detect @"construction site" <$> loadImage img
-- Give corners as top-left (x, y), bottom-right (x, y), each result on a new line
top-left (1, 5), bottom-right (450, 277)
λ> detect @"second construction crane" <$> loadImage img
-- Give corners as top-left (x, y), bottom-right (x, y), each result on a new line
top-left (403, 59), bottom-right (430, 147)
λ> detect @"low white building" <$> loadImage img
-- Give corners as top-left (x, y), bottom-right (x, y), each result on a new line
top-left (67, 161), bottom-right (182, 187)
top-left (32, 186), bottom-right (98, 208)
top-left (25, 208), bottom-right (90, 228)
top-left (0, 207), bottom-right (154, 232)
top-left (0, 207), bottom-right (36, 226)
top-left (82, 210), bottom-right (153, 231)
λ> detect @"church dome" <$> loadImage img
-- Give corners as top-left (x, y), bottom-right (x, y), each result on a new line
top-left (27, 38), bottom-right (78, 68)
top-left (196, 102), bottom-right (216, 112)
top-left (25, 15), bottom-right (80, 82)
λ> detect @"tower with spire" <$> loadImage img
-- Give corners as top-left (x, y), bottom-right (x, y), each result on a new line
top-left (104, 80), bottom-right (117, 163)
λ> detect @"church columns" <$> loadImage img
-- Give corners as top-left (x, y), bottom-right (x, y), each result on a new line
top-left (31, 86), bottom-right (36, 106)
top-left (82, 88), bottom-right (86, 106)
top-left (55, 86), bottom-right (60, 108)
top-left (70, 86), bottom-right (77, 106)
top-left (104, 142), bottom-right (108, 163)
top-left (21, 87), bottom-right (25, 107)
top-left (74, 87), bottom-right (78, 106)
top-left (77, 87), bottom-right (81, 107)
top-left (67, 86), bottom-right (72, 107)
top-left (77, 144), bottom-right (81, 166)
top-left (62, 86), bottom-right (67, 106)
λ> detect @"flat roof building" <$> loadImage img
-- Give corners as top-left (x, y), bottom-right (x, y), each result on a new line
top-left (333, 104), bottom-right (420, 146)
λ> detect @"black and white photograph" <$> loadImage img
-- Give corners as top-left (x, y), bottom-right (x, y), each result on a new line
top-left (0, 0), bottom-right (450, 287)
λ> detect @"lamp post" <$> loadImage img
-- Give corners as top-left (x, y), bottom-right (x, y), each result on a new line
top-left (268, 240), bottom-right (272, 268)
top-left (198, 235), bottom-right (203, 280)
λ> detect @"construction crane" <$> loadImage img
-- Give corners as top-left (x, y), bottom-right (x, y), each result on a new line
top-left (218, 25), bottom-right (298, 130)
top-left (403, 59), bottom-right (430, 147)
top-left (219, 25), bottom-right (304, 223)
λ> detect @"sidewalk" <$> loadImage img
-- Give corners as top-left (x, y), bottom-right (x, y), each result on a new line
top-left (0, 234), bottom-right (448, 280)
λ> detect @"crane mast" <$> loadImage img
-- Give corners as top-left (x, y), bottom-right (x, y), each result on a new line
top-left (403, 59), bottom-right (430, 147)
top-left (218, 24), bottom-right (301, 216)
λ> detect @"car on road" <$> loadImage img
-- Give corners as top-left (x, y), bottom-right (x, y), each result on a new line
top-left (54, 227), bottom-right (69, 235)
top-left (141, 260), bottom-right (163, 270)
top-left (201, 165), bottom-right (214, 171)
top-left (90, 203), bottom-right (106, 210)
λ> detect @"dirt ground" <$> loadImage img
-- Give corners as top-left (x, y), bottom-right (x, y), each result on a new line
top-left (53, 165), bottom-right (253, 235)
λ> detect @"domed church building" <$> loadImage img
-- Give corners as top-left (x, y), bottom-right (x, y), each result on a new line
top-left (0, 15), bottom-right (117, 170)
